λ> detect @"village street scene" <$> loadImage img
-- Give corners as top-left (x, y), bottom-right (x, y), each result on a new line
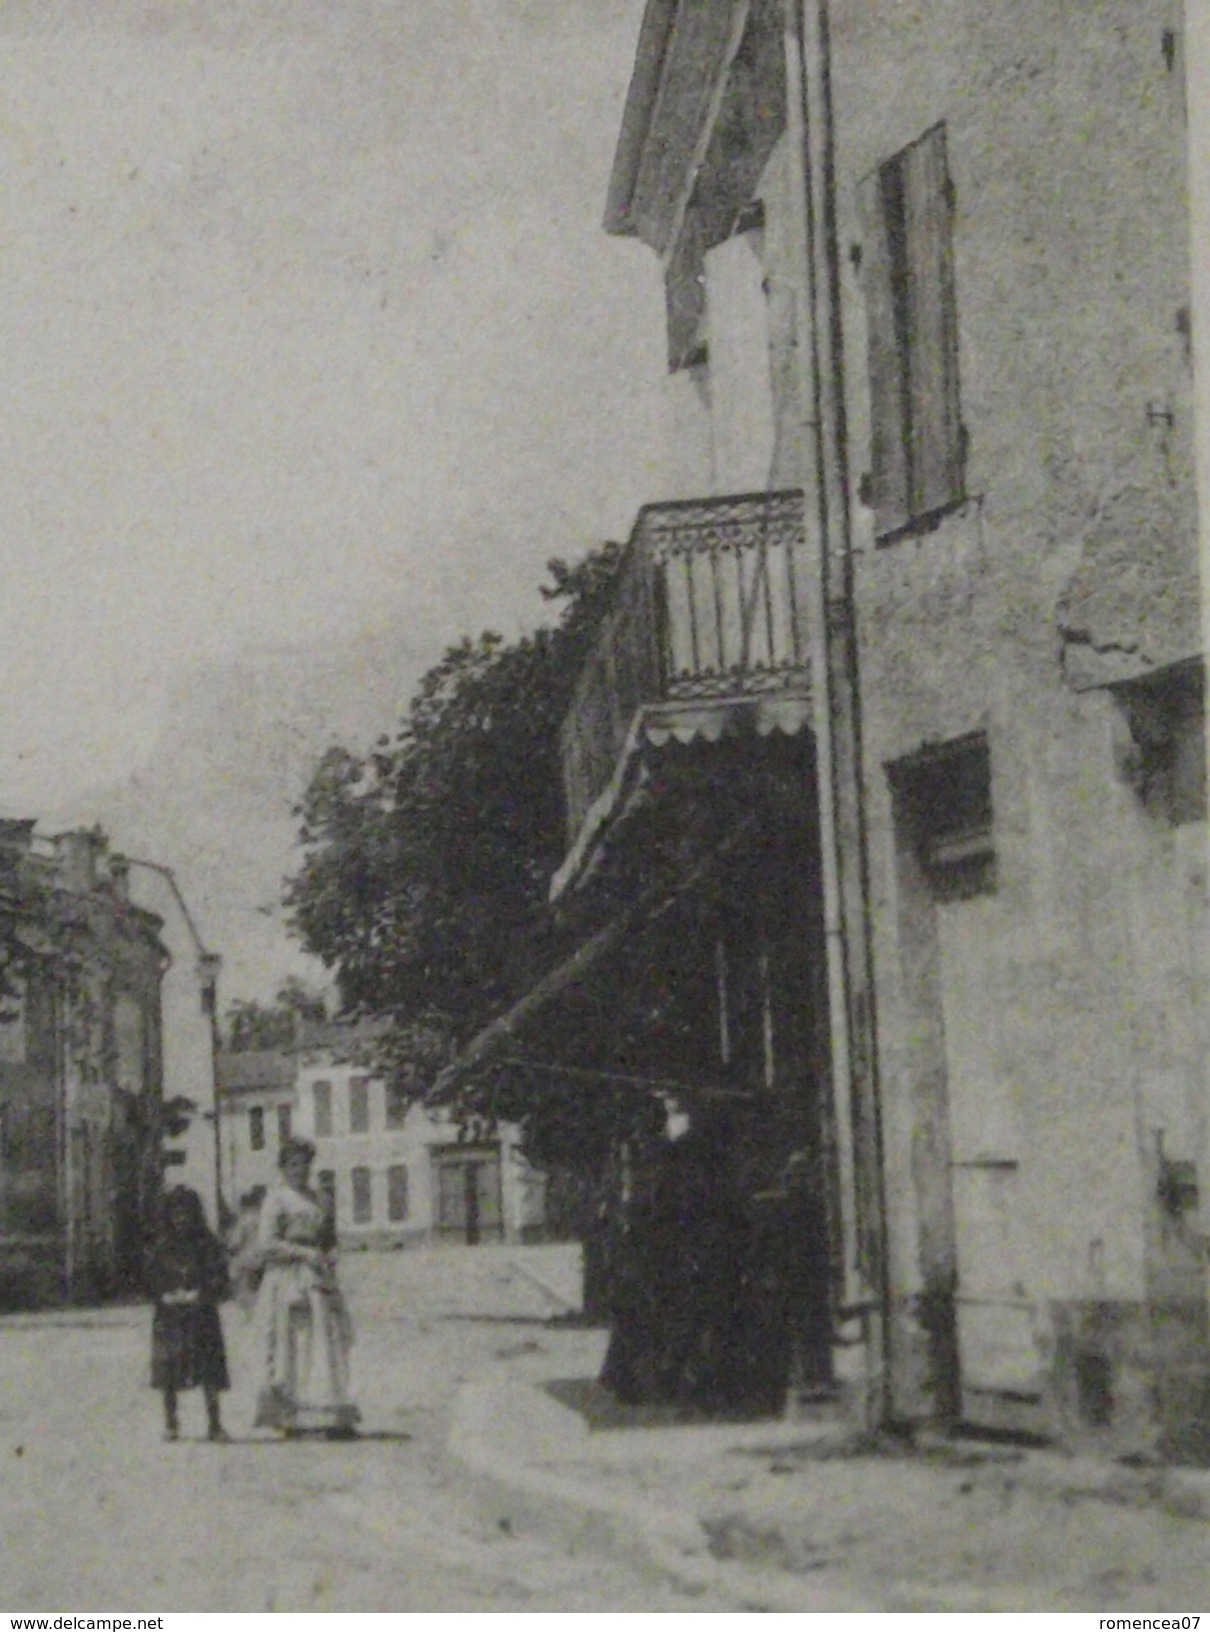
top-left (3, 0), bottom-right (1210, 1616)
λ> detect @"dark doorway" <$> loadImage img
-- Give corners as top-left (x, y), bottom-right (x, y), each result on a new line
top-left (432, 1146), bottom-right (504, 1243)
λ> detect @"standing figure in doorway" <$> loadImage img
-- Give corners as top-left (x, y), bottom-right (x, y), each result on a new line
top-left (147, 1185), bottom-right (231, 1443)
top-left (253, 1136), bottom-right (360, 1439)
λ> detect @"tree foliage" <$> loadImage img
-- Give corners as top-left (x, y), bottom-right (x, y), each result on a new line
top-left (224, 977), bottom-right (330, 1052)
top-left (284, 544), bottom-right (625, 1098)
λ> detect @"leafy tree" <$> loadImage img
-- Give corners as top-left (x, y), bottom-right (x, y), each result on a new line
top-left (224, 977), bottom-right (330, 1052)
top-left (284, 544), bottom-right (625, 1125)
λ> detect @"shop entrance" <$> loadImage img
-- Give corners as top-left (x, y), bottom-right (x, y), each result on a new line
top-left (432, 1146), bottom-right (503, 1243)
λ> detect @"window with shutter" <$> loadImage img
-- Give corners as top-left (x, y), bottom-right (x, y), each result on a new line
top-left (349, 1075), bottom-right (370, 1133)
top-left (313, 1080), bottom-right (333, 1138)
top-left (351, 1166), bottom-right (372, 1224)
top-left (387, 1164), bottom-right (409, 1223)
top-left (891, 732), bottom-right (995, 903)
top-left (858, 123), bottom-right (963, 537)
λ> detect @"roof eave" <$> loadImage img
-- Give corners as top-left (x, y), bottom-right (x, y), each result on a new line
top-left (603, 0), bottom-right (680, 240)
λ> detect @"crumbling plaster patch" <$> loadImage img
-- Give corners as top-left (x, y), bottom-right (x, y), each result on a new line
top-left (1056, 485), bottom-right (1200, 690)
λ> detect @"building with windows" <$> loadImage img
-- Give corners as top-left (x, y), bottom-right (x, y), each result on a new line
top-left (0, 823), bottom-right (168, 1305)
top-left (217, 1036), bottom-right (546, 1247)
top-left (215, 1047), bottom-right (297, 1205)
top-left (437, 0), bottom-right (1209, 1458)
top-left (293, 1050), bottom-right (545, 1247)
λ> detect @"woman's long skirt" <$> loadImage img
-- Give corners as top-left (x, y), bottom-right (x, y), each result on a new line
top-left (253, 1272), bottom-right (359, 1434)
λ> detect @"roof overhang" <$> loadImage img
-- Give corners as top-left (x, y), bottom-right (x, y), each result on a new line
top-left (604, 0), bottom-right (752, 253)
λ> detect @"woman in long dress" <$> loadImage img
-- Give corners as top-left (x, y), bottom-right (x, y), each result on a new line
top-left (253, 1136), bottom-right (360, 1438)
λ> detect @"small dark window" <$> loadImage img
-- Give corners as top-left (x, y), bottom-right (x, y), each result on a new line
top-left (1114, 662), bottom-right (1207, 827)
top-left (351, 1166), bottom-right (372, 1224)
top-left (892, 732), bottom-right (994, 900)
top-left (1075, 1350), bottom-right (1114, 1428)
top-left (276, 1104), bottom-right (292, 1146)
top-left (387, 1164), bottom-right (409, 1223)
top-left (349, 1076), bottom-right (371, 1134)
top-left (249, 1106), bottom-right (265, 1151)
top-left (858, 123), bottom-right (964, 537)
top-left (316, 1169), bottom-right (336, 1221)
top-left (313, 1080), bottom-right (333, 1139)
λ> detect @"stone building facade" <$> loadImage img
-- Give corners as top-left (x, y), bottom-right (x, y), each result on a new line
top-left (557, 0), bottom-right (1209, 1455)
top-left (0, 823), bottom-right (168, 1305)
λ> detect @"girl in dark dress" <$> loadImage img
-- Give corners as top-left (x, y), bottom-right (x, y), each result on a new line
top-left (147, 1186), bottom-right (231, 1442)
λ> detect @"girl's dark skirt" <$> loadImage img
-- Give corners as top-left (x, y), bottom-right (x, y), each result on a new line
top-left (150, 1302), bottom-right (230, 1392)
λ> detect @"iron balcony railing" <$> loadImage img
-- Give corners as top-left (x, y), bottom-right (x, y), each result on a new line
top-left (559, 489), bottom-right (812, 845)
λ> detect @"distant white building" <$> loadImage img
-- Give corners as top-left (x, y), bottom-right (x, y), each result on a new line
top-left (292, 1050), bottom-right (545, 1247)
top-left (217, 1035), bottom-right (546, 1247)
top-left (215, 1048), bottom-right (298, 1206)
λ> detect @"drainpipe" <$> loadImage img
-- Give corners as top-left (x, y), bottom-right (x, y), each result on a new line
top-left (783, 0), bottom-right (892, 1429)
top-left (1185, 4), bottom-right (1210, 1267)
top-left (55, 987), bottom-right (74, 1302)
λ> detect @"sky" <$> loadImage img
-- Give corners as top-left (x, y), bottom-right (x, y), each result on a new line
top-left (0, 0), bottom-right (683, 1002)
top-left (0, 0), bottom-right (670, 813)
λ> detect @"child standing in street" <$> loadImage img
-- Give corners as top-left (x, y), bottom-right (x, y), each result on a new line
top-left (147, 1185), bottom-right (232, 1442)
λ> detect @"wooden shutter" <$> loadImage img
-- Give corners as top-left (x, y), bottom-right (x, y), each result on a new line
top-left (903, 123), bottom-right (963, 518)
top-left (857, 164), bottom-right (910, 536)
top-left (859, 123), bottom-right (963, 536)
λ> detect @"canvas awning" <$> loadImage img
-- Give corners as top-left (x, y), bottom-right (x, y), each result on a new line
top-left (552, 690), bottom-right (812, 902)
top-left (426, 909), bottom-right (639, 1106)
top-left (428, 815), bottom-right (760, 1107)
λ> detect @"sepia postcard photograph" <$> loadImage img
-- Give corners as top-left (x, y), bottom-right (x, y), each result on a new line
top-left (1, 0), bottom-right (1209, 1616)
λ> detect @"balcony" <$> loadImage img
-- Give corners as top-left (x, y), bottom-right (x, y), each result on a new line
top-left (557, 490), bottom-right (813, 889)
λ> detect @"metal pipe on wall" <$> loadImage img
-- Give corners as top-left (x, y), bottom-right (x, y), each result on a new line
top-left (782, 0), bottom-right (893, 1428)
top-left (122, 857), bottom-right (226, 1227)
top-left (1184, 0), bottom-right (1210, 1252)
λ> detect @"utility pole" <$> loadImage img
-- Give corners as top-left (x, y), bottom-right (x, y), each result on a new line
top-left (119, 857), bottom-right (226, 1227)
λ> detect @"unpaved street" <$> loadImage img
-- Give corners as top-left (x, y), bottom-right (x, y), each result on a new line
top-left (0, 1246), bottom-right (710, 1612)
top-left (4, 1244), bottom-right (1210, 1614)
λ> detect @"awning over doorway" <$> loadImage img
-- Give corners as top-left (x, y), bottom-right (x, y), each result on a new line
top-left (552, 690), bottom-right (813, 902)
top-left (429, 815), bottom-right (761, 1108)
top-left (426, 909), bottom-right (638, 1107)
